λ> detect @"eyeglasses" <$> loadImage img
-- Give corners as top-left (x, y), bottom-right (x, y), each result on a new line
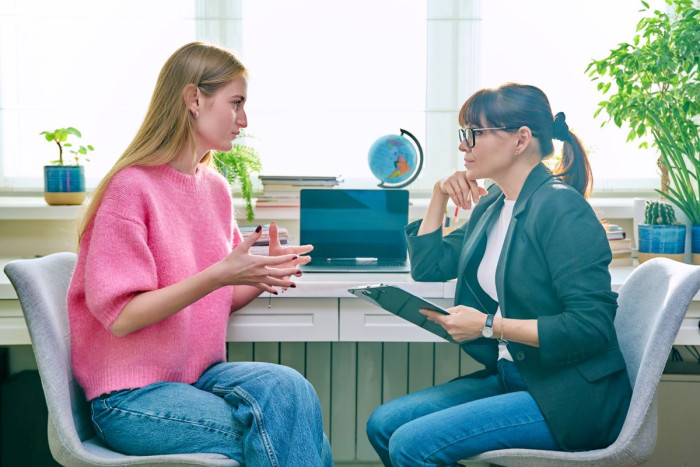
top-left (458, 126), bottom-right (520, 148)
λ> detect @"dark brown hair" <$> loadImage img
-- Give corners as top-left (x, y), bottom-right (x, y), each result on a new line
top-left (459, 83), bottom-right (593, 197)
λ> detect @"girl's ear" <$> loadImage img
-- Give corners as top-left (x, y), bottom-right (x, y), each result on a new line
top-left (182, 84), bottom-right (200, 116)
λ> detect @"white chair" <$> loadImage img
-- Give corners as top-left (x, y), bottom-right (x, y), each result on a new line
top-left (462, 257), bottom-right (700, 466)
top-left (4, 252), bottom-right (239, 466)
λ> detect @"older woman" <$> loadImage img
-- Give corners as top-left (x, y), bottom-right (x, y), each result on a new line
top-left (366, 83), bottom-right (631, 467)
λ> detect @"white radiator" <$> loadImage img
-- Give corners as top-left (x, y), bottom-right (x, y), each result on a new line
top-left (228, 341), bottom-right (482, 464)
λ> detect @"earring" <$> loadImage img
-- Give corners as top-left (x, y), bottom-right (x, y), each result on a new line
top-left (514, 149), bottom-right (519, 155)
top-left (195, 111), bottom-right (199, 118)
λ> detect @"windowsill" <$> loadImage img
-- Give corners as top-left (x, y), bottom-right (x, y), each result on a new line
top-left (0, 195), bottom-right (637, 221)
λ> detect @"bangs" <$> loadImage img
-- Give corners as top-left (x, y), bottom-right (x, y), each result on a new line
top-left (458, 87), bottom-right (515, 128)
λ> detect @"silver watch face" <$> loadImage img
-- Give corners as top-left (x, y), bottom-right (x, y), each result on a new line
top-left (481, 327), bottom-right (493, 338)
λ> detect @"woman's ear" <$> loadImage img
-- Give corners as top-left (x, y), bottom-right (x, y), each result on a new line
top-left (182, 84), bottom-right (200, 117)
top-left (514, 126), bottom-right (533, 154)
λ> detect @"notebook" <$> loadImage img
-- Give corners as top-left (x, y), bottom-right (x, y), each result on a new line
top-left (300, 188), bottom-right (410, 273)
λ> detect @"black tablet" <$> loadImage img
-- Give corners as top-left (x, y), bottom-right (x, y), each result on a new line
top-left (347, 284), bottom-right (456, 343)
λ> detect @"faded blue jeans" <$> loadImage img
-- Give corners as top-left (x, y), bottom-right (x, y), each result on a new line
top-left (366, 359), bottom-right (560, 466)
top-left (90, 362), bottom-right (333, 466)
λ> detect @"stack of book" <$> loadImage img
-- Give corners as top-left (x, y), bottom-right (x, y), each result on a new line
top-left (255, 175), bottom-right (343, 209)
top-left (239, 224), bottom-right (290, 255)
top-left (604, 223), bottom-right (633, 266)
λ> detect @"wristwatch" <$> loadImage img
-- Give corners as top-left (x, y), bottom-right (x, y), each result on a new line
top-left (481, 314), bottom-right (494, 338)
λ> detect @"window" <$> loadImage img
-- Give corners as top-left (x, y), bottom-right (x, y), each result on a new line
top-left (0, 0), bottom-right (668, 195)
top-left (236, 0), bottom-right (427, 183)
top-left (0, 0), bottom-right (195, 190)
top-left (480, 0), bottom-right (667, 194)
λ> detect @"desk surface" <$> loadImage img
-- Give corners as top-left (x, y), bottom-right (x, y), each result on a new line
top-left (2, 258), bottom-right (698, 346)
top-left (0, 258), bottom-right (641, 300)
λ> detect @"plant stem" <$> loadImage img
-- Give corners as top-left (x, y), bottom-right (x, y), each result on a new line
top-left (55, 140), bottom-right (63, 165)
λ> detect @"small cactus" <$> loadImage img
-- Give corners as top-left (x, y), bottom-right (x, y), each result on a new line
top-left (644, 200), bottom-right (678, 225)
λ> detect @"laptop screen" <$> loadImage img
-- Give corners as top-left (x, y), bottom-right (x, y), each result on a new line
top-left (300, 189), bottom-right (409, 262)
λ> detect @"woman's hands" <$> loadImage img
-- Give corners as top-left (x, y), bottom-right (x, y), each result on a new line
top-left (214, 223), bottom-right (312, 294)
top-left (419, 305), bottom-right (488, 342)
top-left (437, 171), bottom-right (487, 211)
top-left (268, 221), bottom-right (313, 264)
top-left (268, 221), bottom-right (313, 290)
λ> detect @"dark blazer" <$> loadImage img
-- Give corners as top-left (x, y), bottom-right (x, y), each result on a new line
top-left (405, 163), bottom-right (632, 451)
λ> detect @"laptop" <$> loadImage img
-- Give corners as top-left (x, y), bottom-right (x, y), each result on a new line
top-left (300, 189), bottom-right (410, 273)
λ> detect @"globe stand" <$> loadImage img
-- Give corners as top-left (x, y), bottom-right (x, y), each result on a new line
top-left (370, 128), bottom-right (424, 189)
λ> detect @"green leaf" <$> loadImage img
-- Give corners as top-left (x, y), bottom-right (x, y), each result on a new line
top-left (66, 127), bottom-right (81, 137)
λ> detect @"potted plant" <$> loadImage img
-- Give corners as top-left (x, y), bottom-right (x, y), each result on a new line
top-left (213, 131), bottom-right (262, 221)
top-left (40, 127), bottom-right (94, 205)
top-left (638, 200), bottom-right (686, 263)
top-left (586, 0), bottom-right (699, 264)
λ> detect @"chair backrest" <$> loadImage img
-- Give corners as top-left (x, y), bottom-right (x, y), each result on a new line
top-left (3, 253), bottom-right (94, 445)
top-left (613, 258), bottom-right (700, 453)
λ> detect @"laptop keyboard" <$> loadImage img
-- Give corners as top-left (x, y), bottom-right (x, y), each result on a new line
top-left (314, 259), bottom-right (406, 267)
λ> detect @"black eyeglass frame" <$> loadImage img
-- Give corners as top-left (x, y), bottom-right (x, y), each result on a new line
top-left (458, 126), bottom-right (521, 148)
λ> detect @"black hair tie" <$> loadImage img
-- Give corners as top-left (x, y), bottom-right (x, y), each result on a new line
top-left (553, 112), bottom-right (569, 141)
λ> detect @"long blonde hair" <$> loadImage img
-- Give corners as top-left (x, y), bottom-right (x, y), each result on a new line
top-left (78, 42), bottom-right (247, 243)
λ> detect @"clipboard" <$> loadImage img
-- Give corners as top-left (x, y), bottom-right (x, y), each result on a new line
top-left (347, 284), bottom-right (456, 343)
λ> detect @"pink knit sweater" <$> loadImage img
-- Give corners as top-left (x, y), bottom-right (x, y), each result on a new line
top-left (67, 164), bottom-right (243, 400)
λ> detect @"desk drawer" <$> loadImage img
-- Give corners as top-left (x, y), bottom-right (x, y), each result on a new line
top-left (0, 300), bottom-right (30, 345)
top-left (227, 297), bottom-right (338, 342)
top-left (339, 298), bottom-right (452, 342)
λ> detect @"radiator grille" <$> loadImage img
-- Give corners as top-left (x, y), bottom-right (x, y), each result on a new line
top-left (228, 342), bottom-right (483, 464)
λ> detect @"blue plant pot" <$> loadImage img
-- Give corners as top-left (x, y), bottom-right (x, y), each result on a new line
top-left (637, 224), bottom-right (686, 264)
top-left (43, 165), bottom-right (86, 205)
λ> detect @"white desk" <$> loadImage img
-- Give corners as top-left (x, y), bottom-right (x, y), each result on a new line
top-left (2, 261), bottom-right (699, 346)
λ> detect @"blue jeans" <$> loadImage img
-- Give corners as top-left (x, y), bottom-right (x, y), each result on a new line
top-left (90, 362), bottom-right (333, 466)
top-left (366, 359), bottom-right (560, 467)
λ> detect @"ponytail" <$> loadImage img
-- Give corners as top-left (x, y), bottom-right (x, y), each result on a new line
top-left (551, 112), bottom-right (593, 198)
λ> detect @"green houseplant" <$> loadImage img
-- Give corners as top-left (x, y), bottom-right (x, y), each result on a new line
top-left (213, 132), bottom-right (262, 221)
top-left (585, 0), bottom-right (699, 262)
top-left (638, 200), bottom-right (686, 263)
top-left (40, 127), bottom-right (94, 205)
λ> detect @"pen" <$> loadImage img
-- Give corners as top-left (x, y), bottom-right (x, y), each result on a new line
top-left (453, 207), bottom-right (460, 227)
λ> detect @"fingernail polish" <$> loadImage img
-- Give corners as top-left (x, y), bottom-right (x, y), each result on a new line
top-left (255, 225), bottom-right (262, 233)
top-left (293, 255), bottom-right (298, 260)
top-left (290, 283), bottom-right (296, 288)
top-left (296, 270), bottom-right (302, 276)
top-left (273, 291), bottom-right (278, 295)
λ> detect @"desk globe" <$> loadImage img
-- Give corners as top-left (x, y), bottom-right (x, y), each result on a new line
top-left (368, 129), bottom-right (423, 188)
